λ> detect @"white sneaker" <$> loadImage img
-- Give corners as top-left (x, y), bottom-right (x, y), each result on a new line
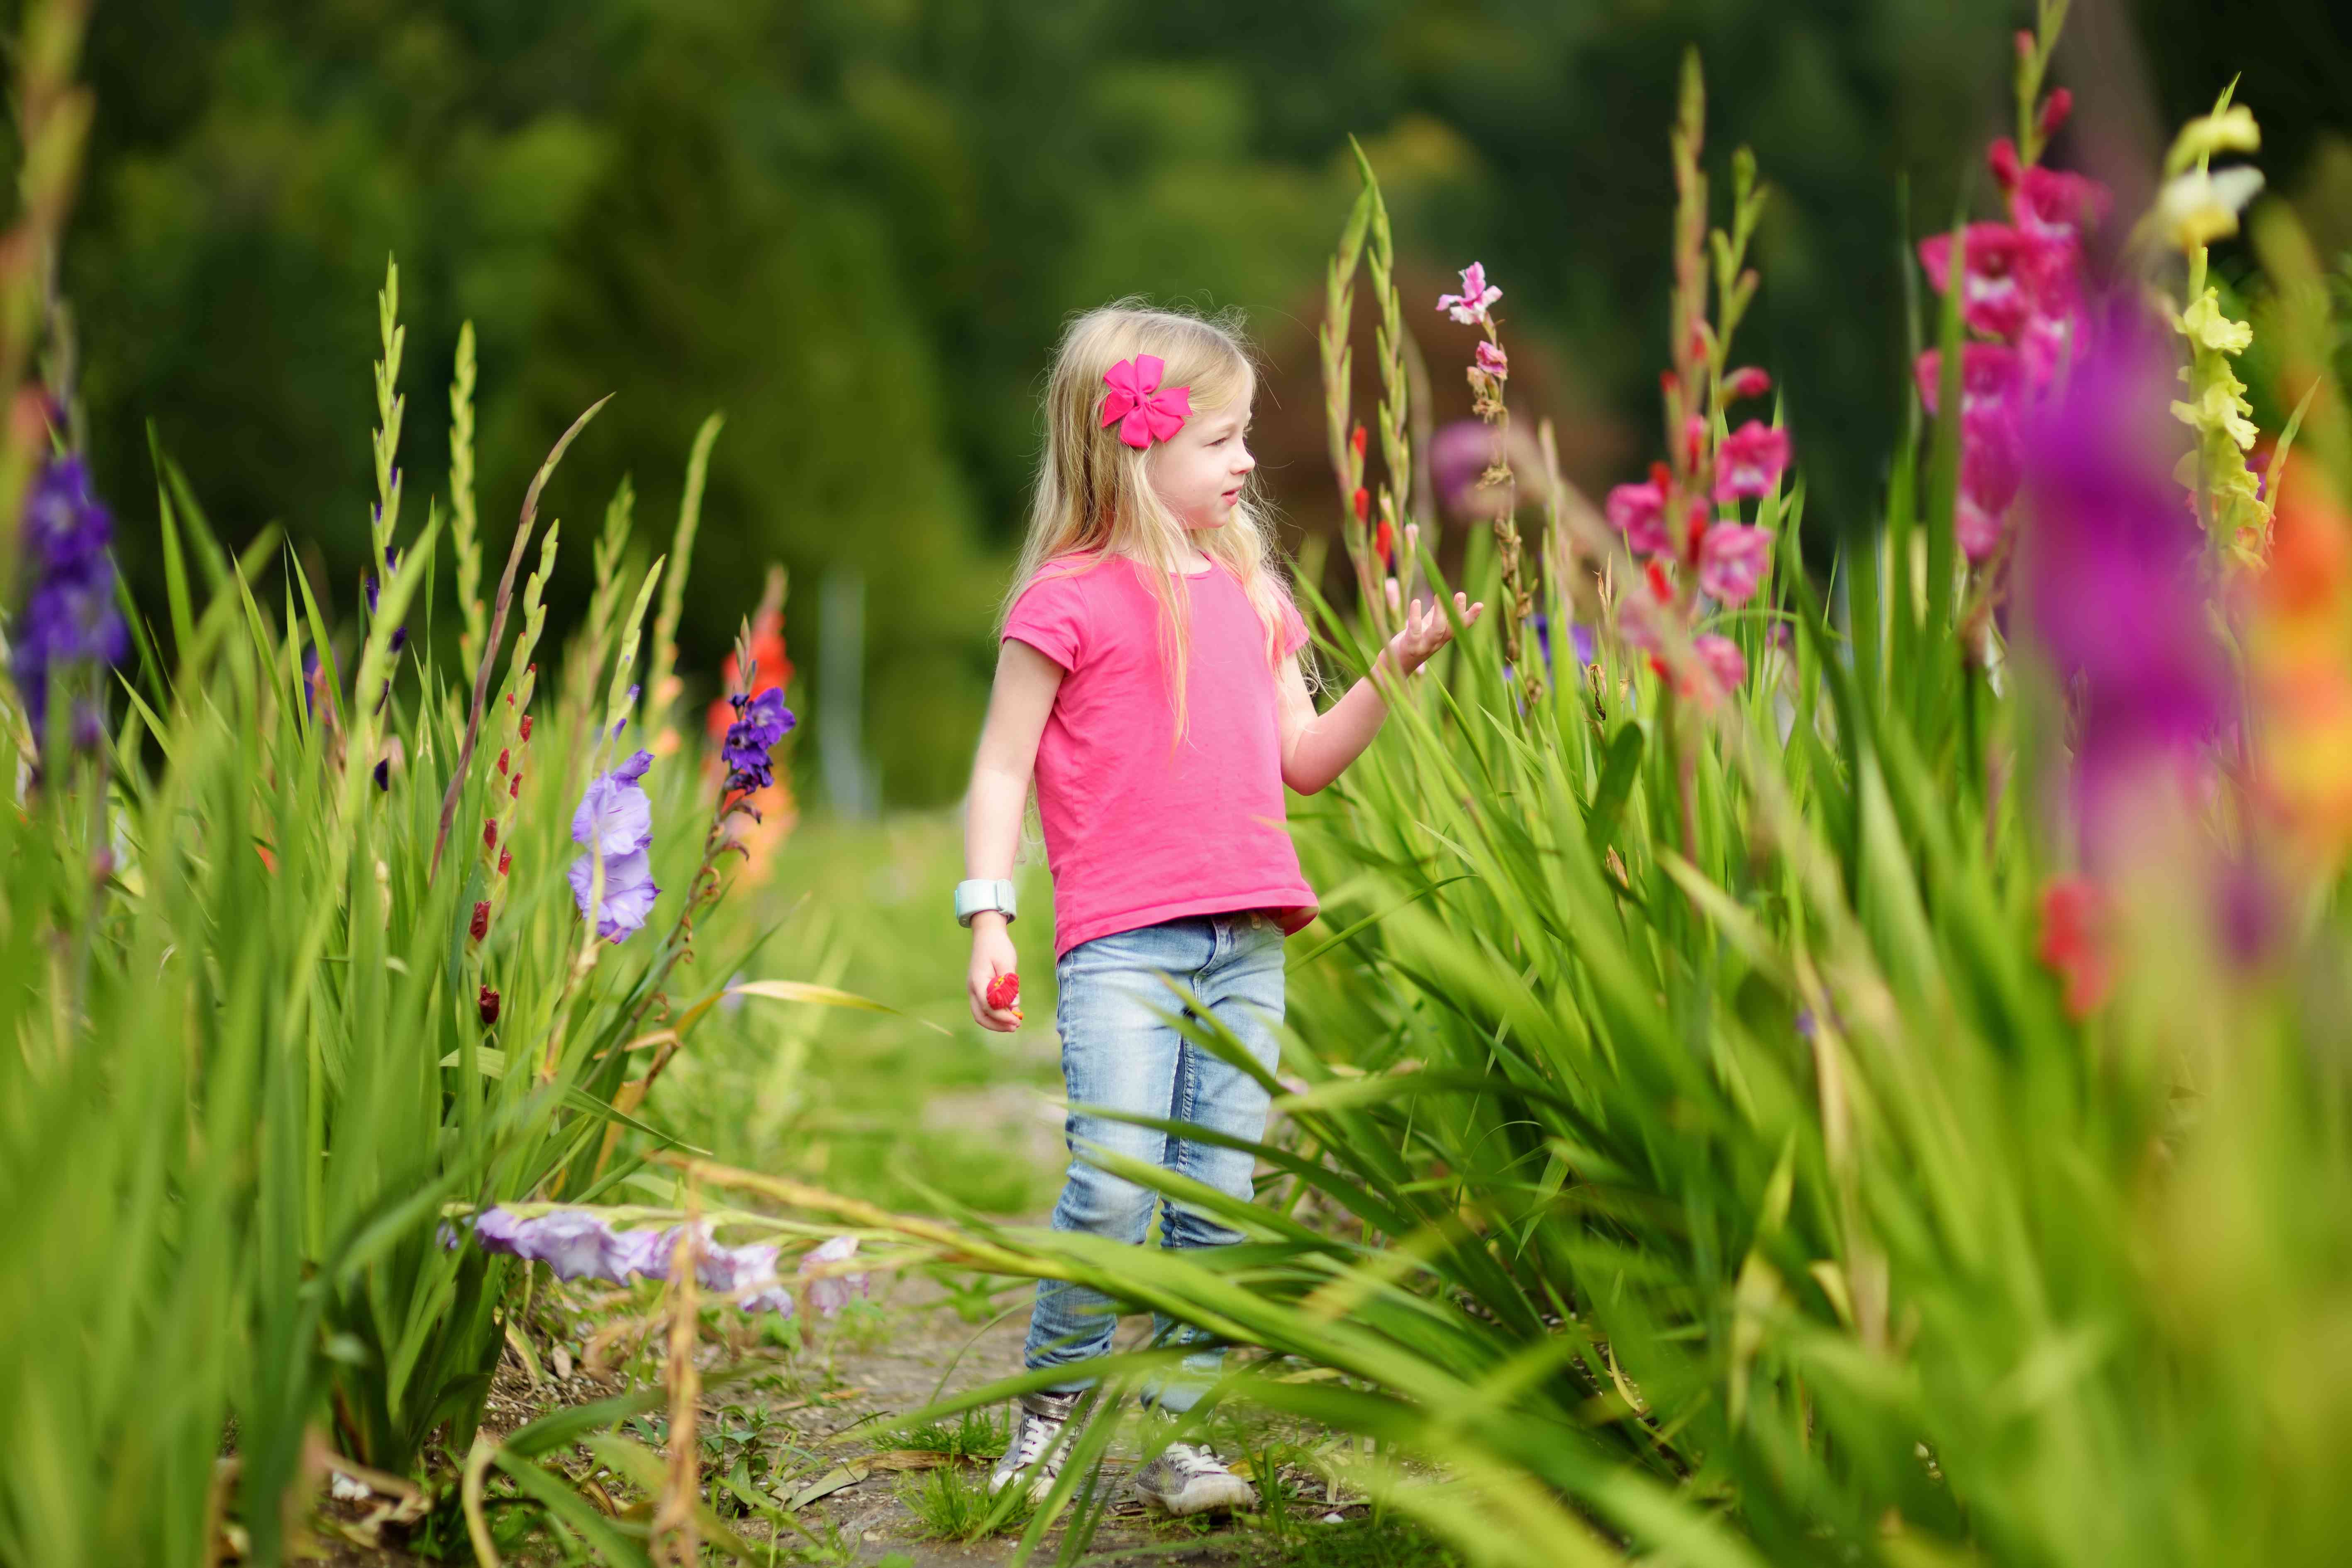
top-left (988, 1392), bottom-right (1078, 1502)
top-left (1132, 1440), bottom-right (1256, 1517)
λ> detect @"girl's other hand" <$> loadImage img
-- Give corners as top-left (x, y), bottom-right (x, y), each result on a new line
top-left (968, 917), bottom-right (1023, 1032)
top-left (1380, 588), bottom-right (1483, 678)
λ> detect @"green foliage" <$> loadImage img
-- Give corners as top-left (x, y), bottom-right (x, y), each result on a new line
top-left (0, 268), bottom-right (789, 1563)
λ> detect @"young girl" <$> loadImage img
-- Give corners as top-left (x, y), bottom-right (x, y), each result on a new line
top-left (959, 304), bottom-right (1480, 1514)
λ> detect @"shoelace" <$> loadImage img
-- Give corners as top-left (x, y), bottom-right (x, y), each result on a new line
top-left (1161, 1441), bottom-right (1225, 1477)
top-left (1011, 1412), bottom-right (1064, 1468)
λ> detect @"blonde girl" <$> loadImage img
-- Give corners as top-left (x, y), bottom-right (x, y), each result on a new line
top-left (958, 302), bottom-right (1480, 1513)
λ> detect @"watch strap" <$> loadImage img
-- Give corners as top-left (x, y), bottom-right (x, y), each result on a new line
top-left (954, 878), bottom-right (1017, 926)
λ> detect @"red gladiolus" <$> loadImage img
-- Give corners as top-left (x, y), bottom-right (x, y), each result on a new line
top-left (483, 819), bottom-right (497, 850)
top-left (1374, 519), bottom-right (1394, 566)
top-left (1350, 424), bottom-right (1367, 460)
top-left (1660, 369), bottom-right (1681, 401)
top-left (478, 984), bottom-right (501, 1027)
top-left (498, 847), bottom-right (512, 876)
top-left (496, 748), bottom-right (509, 775)
top-left (519, 715), bottom-right (533, 741)
top-left (470, 900), bottom-right (490, 942)
top-left (510, 773), bottom-right (521, 798)
top-left (1725, 367), bottom-right (1772, 401)
top-left (2037, 876), bottom-right (2110, 1019)
top-left (1352, 486), bottom-right (1371, 524)
top-left (986, 971), bottom-right (1020, 1012)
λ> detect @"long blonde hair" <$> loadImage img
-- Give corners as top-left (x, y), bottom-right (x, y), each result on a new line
top-left (998, 302), bottom-right (1300, 743)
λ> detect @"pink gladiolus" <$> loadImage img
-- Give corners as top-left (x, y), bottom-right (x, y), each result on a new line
top-left (1683, 416), bottom-right (1708, 472)
top-left (1917, 223), bottom-right (2052, 342)
top-left (1713, 422), bottom-right (1791, 503)
top-left (1725, 366), bottom-right (1772, 401)
top-left (2011, 166), bottom-right (2111, 245)
top-left (1699, 524), bottom-right (1775, 608)
top-left (1914, 342), bottom-right (2023, 419)
top-left (1607, 480), bottom-right (1670, 556)
top-left (1475, 339), bottom-right (1508, 380)
top-left (1696, 633), bottom-right (1747, 695)
top-left (1957, 405), bottom-right (2023, 562)
top-left (1438, 262), bottom-right (1501, 326)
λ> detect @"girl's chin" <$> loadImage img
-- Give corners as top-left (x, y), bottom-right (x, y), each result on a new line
top-left (1183, 503), bottom-right (1236, 530)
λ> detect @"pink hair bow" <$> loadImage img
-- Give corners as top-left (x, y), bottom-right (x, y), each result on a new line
top-left (1100, 354), bottom-right (1192, 449)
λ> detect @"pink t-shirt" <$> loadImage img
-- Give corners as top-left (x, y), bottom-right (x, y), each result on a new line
top-left (1004, 553), bottom-right (1320, 957)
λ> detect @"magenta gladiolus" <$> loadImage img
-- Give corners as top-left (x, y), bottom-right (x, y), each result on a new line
top-left (1724, 366), bottom-right (1772, 401)
top-left (1475, 339), bottom-right (1508, 380)
top-left (1914, 342), bottom-right (2024, 419)
top-left (1607, 480), bottom-right (1670, 556)
top-left (1713, 422), bottom-right (1791, 503)
top-left (1916, 223), bottom-right (2056, 342)
top-left (1699, 524), bottom-right (1775, 607)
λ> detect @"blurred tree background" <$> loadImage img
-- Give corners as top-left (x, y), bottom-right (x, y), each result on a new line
top-left (42, 0), bottom-right (2351, 805)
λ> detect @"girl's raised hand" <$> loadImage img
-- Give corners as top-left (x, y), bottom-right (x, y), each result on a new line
top-left (1380, 587), bottom-right (1483, 678)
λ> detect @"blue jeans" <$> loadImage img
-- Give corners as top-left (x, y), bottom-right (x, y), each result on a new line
top-left (1022, 912), bottom-right (1286, 1412)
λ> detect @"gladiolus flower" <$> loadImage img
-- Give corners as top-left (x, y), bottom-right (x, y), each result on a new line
top-left (1475, 340), bottom-right (1508, 381)
top-left (2037, 876), bottom-right (2110, 1019)
top-left (470, 900), bottom-right (490, 942)
top-left (483, 820), bottom-right (496, 850)
top-left (1682, 416), bottom-right (1707, 473)
top-left (721, 688), bottom-right (795, 794)
top-left (1958, 405), bottom-right (2023, 562)
top-left (1374, 519), bottom-right (1394, 566)
top-left (2011, 166), bottom-right (2112, 246)
top-left (1350, 424), bottom-right (1367, 460)
top-left (1699, 525), bottom-right (1774, 608)
top-left (569, 751), bottom-right (660, 942)
top-left (1724, 367), bottom-right (1771, 401)
top-left (1917, 223), bottom-right (2054, 342)
top-left (799, 1235), bottom-right (870, 1317)
top-left (2155, 166), bottom-right (2266, 253)
top-left (1914, 342), bottom-right (2024, 419)
top-left (1607, 480), bottom-right (1669, 556)
top-left (1713, 422), bottom-right (1791, 503)
top-left (478, 984), bottom-right (501, 1026)
top-left (519, 714), bottom-right (533, 741)
top-left (1437, 262), bottom-right (1501, 326)
top-left (2165, 105), bottom-right (2259, 174)
top-left (496, 749), bottom-right (509, 775)
top-left (12, 455), bottom-right (128, 746)
top-left (1695, 633), bottom-right (1747, 695)
top-left (1352, 486), bottom-right (1370, 524)
top-left (498, 847), bottom-right (512, 876)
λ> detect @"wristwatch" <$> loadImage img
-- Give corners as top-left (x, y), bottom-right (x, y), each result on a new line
top-left (954, 878), bottom-right (1018, 927)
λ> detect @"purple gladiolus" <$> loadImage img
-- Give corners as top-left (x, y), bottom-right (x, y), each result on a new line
top-left (570, 750), bottom-right (660, 940)
top-left (2016, 332), bottom-right (2227, 860)
top-left (721, 687), bottom-right (795, 793)
top-left (798, 1235), bottom-right (869, 1317)
top-left (12, 456), bottom-right (127, 746)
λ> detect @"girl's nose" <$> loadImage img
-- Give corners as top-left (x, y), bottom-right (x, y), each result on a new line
top-left (1234, 446), bottom-right (1257, 475)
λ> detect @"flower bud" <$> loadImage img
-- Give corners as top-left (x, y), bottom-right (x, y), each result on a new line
top-left (2037, 87), bottom-right (2073, 140)
top-left (496, 748), bottom-right (509, 775)
top-left (1725, 367), bottom-right (1772, 401)
top-left (1374, 519), bottom-right (1394, 566)
top-left (470, 900), bottom-right (490, 942)
top-left (1987, 137), bottom-right (2023, 193)
top-left (2014, 29), bottom-right (2033, 61)
top-left (1352, 486), bottom-right (1371, 524)
top-left (519, 715), bottom-right (534, 741)
top-left (478, 984), bottom-right (502, 1027)
top-left (1350, 424), bottom-right (1367, 460)
top-left (498, 847), bottom-right (512, 877)
top-left (510, 773), bottom-right (522, 798)
top-left (483, 819), bottom-right (497, 850)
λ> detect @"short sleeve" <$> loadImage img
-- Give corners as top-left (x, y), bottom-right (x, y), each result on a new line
top-left (1003, 568), bottom-right (1088, 671)
top-left (1277, 597), bottom-right (1309, 659)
